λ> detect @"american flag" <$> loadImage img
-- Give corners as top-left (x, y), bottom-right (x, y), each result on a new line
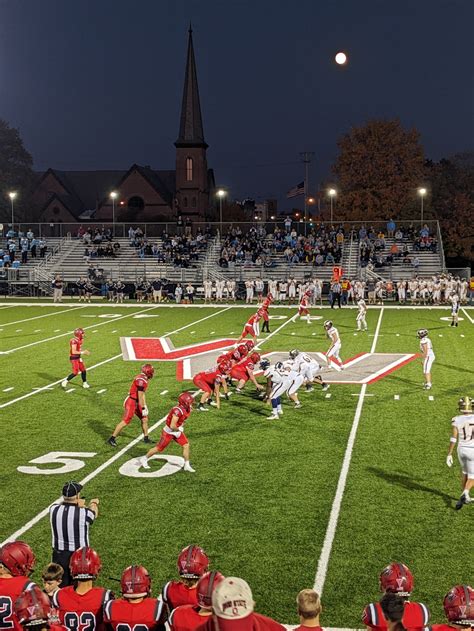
top-left (286, 181), bottom-right (305, 198)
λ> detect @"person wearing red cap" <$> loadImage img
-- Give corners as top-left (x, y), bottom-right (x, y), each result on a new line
top-left (195, 576), bottom-right (285, 630)
top-left (294, 589), bottom-right (324, 631)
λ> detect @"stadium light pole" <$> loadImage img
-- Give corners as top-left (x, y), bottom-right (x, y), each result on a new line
top-left (418, 187), bottom-right (427, 225)
top-left (8, 192), bottom-right (17, 228)
top-left (110, 191), bottom-right (118, 236)
top-left (328, 188), bottom-right (337, 225)
top-left (216, 189), bottom-right (227, 237)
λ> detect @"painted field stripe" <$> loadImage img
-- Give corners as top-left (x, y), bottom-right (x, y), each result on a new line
top-left (3, 387), bottom-right (14, 392)
top-left (325, 393), bottom-right (332, 399)
top-left (160, 390), bottom-right (168, 395)
top-left (0, 305), bottom-right (15, 310)
top-left (166, 307), bottom-right (232, 337)
top-left (314, 307), bottom-right (384, 595)
top-left (97, 389), bottom-right (107, 394)
top-left (65, 389), bottom-right (75, 393)
top-left (0, 306), bottom-right (157, 354)
top-left (461, 308), bottom-right (474, 324)
top-left (394, 394), bottom-right (400, 400)
top-left (15, 329), bottom-right (22, 332)
top-left (429, 395), bottom-right (434, 401)
top-left (0, 306), bottom-right (84, 327)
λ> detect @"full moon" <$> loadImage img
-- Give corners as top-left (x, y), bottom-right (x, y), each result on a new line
top-left (335, 52), bottom-right (347, 65)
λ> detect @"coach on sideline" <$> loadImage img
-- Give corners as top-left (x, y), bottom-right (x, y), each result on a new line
top-left (49, 481), bottom-right (99, 586)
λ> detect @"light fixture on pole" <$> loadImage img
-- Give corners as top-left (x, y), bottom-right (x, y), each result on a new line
top-left (418, 187), bottom-right (427, 225)
top-left (216, 189), bottom-right (227, 236)
top-left (110, 191), bottom-right (118, 236)
top-left (328, 188), bottom-right (337, 225)
top-left (8, 192), bottom-right (17, 227)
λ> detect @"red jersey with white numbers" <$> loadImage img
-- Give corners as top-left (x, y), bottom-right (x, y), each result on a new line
top-left (197, 369), bottom-right (224, 387)
top-left (169, 605), bottom-right (209, 631)
top-left (0, 576), bottom-right (35, 631)
top-left (103, 598), bottom-right (165, 631)
top-left (362, 600), bottom-right (430, 631)
top-left (128, 373), bottom-right (149, 400)
top-left (69, 337), bottom-right (83, 360)
top-left (162, 581), bottom-right (197, 612)
top-left (53, 586), bottom-right (113, 631)
top-left (165, 405), bottom-right (191, 430)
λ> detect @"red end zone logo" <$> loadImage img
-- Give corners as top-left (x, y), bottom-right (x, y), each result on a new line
top-left (120, 336), bottom-right (418, 385)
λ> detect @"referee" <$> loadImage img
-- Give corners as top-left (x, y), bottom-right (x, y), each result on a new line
top-left (49, 481), bottom-right (99, 586)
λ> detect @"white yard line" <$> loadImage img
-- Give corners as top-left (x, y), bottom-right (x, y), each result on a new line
top-left (257, 312), bottom-right (299, 348)
top-left (461, 308), bottom-right (474, 324)
top-left (313, 307), bottom-right (384, 595)
top-left (164, 307), bottom-right (231, 336)
top-left (0, 306), bottom-right (85, 327)
top-left (0, 306), bottom-right (157, 354)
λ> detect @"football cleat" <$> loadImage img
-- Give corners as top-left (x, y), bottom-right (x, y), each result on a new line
top-left (140, 456), bottom-right (150, 469)
top-left (61, 380), bottom-right (68, 388)
top-left (455, 494), bottom-right (467, 511)
top-left (294, 402), bottom-right (302, 409)
top-left (305, 385), bottom-right (314, 392)
top-left (209, 400), bottom-right (218, 407)
top-left (266, 413), bottom-right (279, 420)
top-left (183, 462), bottom-right (195, 473)
top-left (143, 436), bottom-right (150, 443)
top-left (107, 436), bottom-right (117, 447)
top-left (197, 404), bottom-right (209, 412)
top-left (322, 383), bottom-right (330, 391)
top-left (82, 382), bottom-right (90, 389)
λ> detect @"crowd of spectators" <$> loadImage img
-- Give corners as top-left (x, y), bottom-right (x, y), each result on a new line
top-left (1, 228), bottom-right (47, 271)
top-left (129, 227), bottom-right (209, 269)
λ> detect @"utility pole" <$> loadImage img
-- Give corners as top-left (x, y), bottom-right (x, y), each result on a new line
top-left (299, 152), bottom-right (314, 236)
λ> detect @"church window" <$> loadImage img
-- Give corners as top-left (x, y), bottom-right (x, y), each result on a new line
top-left (191, 197), bottom-right (197, 208)
top-left (128, 196), bottom-right (145, 211)
top-left (186, 157), bottom-right (193, 181)
top-left (183, 197), bottom-right (188, 207)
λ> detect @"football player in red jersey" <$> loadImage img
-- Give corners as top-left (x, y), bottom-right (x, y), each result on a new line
top-left (140, 392), bottom-right (196, 473)
top-left (261, 292), bottom-right (273, 333)
top-left (231, 352), bottom-right (264, 393)
top-left (104, 565), bottom-right (166, 631)
top-left (169, 571), bottom-right (224, 631)
top-left (362, 563), bottom-right (430, 631)
top-left (53, 547), bottom-right (113, 631)
top-left (431, 585), bottom-right (474, 631)
top-left (0, 541), bottom-right (36, 631)
top-left (107, 364), bottom-right (154, 447)
top-left (61, 329), bottom-right (91, 389)
top-left (162, 546), bottom-right (209, 613)
top-left (298, 290), bottom-right (312, 324)
top-left (237, 310), bottom-right (263, 344)
top-left (192, 364), bottom-right (227, 411)
top-left (293, 589), bottom-right (324, 631)
top-left (15, 585), bottom-right (67, 631)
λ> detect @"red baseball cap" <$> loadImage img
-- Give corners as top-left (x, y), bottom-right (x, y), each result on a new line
top-left (212, 577), bottom-right (254, 630)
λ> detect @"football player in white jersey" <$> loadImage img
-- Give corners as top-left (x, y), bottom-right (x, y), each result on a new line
top-left (288, 349), bottom-right (329, 392)
top-left (324, 320), bottom-right (343, 371)
top-left (356, 297), bottom-right (368, 331)
top-left (446, 396), bottom-right (474, 510)
top-left (417, 329), bottom-right (435, 389)
top-left (203, 279), bottom-right (213, 303)
top-left (260, 360), bottom-right (287, 419)
top-left (449, 292), bottom-right (460, 327)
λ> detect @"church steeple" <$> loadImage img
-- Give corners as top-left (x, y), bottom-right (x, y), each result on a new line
top-left (175, 26), bottom-right (208, 148)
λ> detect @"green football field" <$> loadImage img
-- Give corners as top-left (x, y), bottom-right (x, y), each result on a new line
top-left (0, 301), bottom-right (472, 628)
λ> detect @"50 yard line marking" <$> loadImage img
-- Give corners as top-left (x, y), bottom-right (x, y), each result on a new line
top-left (313, 307), bottom-right (385, 595)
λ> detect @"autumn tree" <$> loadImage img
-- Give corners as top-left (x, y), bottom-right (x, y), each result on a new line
top-left (0, 119), bottom-right (34, 223)
top-left (332, 119), bottom-right (425, 222)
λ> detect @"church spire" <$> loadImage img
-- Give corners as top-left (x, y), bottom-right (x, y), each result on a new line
top-left (175, 27), bottom-right (208, 148)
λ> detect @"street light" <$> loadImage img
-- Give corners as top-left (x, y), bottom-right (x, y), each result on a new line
top-left (110, 191), bottom-right (118, 236)
top-left (418, 187), bottom-right (427, 225)
top-left (8, 192), bottom-right (17, 227)
top-left (328, 188), bottom-right (337, 225)
top-left (216, 189), bottom-right (227, 236)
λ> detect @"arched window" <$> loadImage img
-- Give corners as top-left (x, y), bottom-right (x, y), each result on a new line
top-left (52, 206), bottom-right (60, 215)
top-left (128, 196), bottom-right (145, 211)
top-left (191, 196), bottom-right (197, 208)
top-left (186, 157), bottom-right (193, 182)
top-left (183, 197), bottom-right (188, 207)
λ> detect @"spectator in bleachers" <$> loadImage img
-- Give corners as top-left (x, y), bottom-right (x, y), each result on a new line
top-left (386, 218), bottom-right (396, 237)
top-left (30, 237), bottom-right (39, 258)
top-left (26, 228), bottom-right (34, 242)
top-left (294, 589), bottom-right (323, 631)
top-left (39, 239), bottom-right (47, 258)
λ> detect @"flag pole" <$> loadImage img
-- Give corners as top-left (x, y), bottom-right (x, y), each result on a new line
top-left (300, 151), bottom-right (314, 237)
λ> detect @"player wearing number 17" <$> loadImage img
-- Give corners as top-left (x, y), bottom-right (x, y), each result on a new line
top-left (446, 396), bottom-right (474, 510)
top-left (107, 364), bottom-right (155, 447)
top-left (61, 329), bottom-right (91, 389)
top-left (140, 392), bottom-right (196, 473)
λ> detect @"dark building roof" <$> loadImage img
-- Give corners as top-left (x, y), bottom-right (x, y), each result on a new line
top-left (175, 27), bottom-right (208, 149)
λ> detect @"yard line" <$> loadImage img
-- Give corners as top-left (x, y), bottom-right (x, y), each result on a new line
top-left (65, 389), bottom-right (75, 393)
top-left (394, 394), bottom-right (400, 400)
top-left (461, 308), bottom-right (474, 324)
top-left (97, 388), bottom-right (107, 394)
top-left (0, 305), bottom-right (15, 311)
top-left (165, 306), bottom-right (231, 337)
top-left (0, 306), bottom-right (157, 354)
top-left (160, 390), bottom-right (169, 395)
top-left (256, 312), bottom-right (298, 350)
top-left (429, 395), bottom-right (434, 401)
top-left (325, 393), bottom-right (332, 399)
top-left (3, 387), bottom-right (14, 392)
top-left (314, 307), bottom-right (384, 596)
top-left (0, 306), bottom-right (84, 327)
top-left (15, 329), bottom-right (23, 332)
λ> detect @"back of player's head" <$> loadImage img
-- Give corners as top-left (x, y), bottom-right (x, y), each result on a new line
top-left (443, 585), bottom-right (474, 627)
top-left (250, 352), bottom-right (260, 363)
top-left (70, 547), bottom-right (102, 580)
top-left (15, 586), bottom-right (51, 628)
top-left (237, 344), bottom-right (248, 357)
top-left (245, 340), bottom-right (255, 350)
top-left (177, 545), bottom-right (209, 579)
top-left (41, 563), bottom-right (64, 583)
top-left (380, 593), bottom-right (407, 631)
top-left (379, 562), bottom-right (413, 598)
top-left (0, 541), bottom-right (36, 577)
top-left (178, 391), bottom-right (194, 411)
top-left (74, 328), bottom-right (85, 340)
top-left (297, 589), bottom-right (321, 620)
top-left (121, 565), bottom-right (151, 598)
top-left (197, 571), bottom-right (225, 609)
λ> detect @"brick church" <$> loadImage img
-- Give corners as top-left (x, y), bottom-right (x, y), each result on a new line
top-left (32, 28), bottom-right (215, 225)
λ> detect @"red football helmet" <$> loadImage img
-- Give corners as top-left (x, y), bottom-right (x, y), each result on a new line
top-left (245, 340), bottom-right (255, 351)
top-left (250, 352), bottom-right (261, 363)
top-left (121, 565), bottom-right (151, 598)
top-left (141, 364), bottom-right (155, 379)
top-left (178, 391), bottom-right (194, 411)
top-left (69, 547), bottom-right (102, 580)
top-left (304, 289), bottom-right (313, 297)
top-left (216, 354), bottom-right (227, 364)
top-left (218, 360), bottom-right (231, 375)
top-left (74, 328), bottom-right (85, 340)
top-left (197, 571), bottom-right (225, 609)
top-left (379, 563), bottom-right (414, 597)
top-left (0, 541), bottom-right (36, 577)
top-left (237, 344), bottom-right (248, 357)
top-left (177, 545), bottom-right (209, 579)
top-left (443, 585), bottom-right (474, 626)
top-left (15, 586), bottom-right (51, 626)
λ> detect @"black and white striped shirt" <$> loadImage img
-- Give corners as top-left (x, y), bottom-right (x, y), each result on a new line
top-left (49, 502), bottom-right (96, 551)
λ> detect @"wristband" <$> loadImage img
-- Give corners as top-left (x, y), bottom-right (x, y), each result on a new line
top-left (450, 437), bottom-right (457, 444)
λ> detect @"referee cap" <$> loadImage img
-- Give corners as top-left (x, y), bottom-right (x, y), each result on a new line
top-left (62, 481), bottom-right (83, 497)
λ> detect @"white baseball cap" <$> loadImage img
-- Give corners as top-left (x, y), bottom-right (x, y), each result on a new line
top-left (212, 576), bottom-right (254, 629)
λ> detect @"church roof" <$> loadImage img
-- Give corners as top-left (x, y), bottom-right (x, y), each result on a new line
top-left (175, 27), bottom-right (208, 149)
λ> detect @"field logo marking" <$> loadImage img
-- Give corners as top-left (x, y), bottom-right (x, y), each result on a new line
top-left (120, 336), bottom-right (237, 361)
top-left (119, 455), bottom-right (185, 478)
top-left (17, 452), bottom-right (97, 475)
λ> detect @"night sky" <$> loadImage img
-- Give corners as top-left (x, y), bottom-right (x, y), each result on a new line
top-left (0, 0), bottom-right (472, 210)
